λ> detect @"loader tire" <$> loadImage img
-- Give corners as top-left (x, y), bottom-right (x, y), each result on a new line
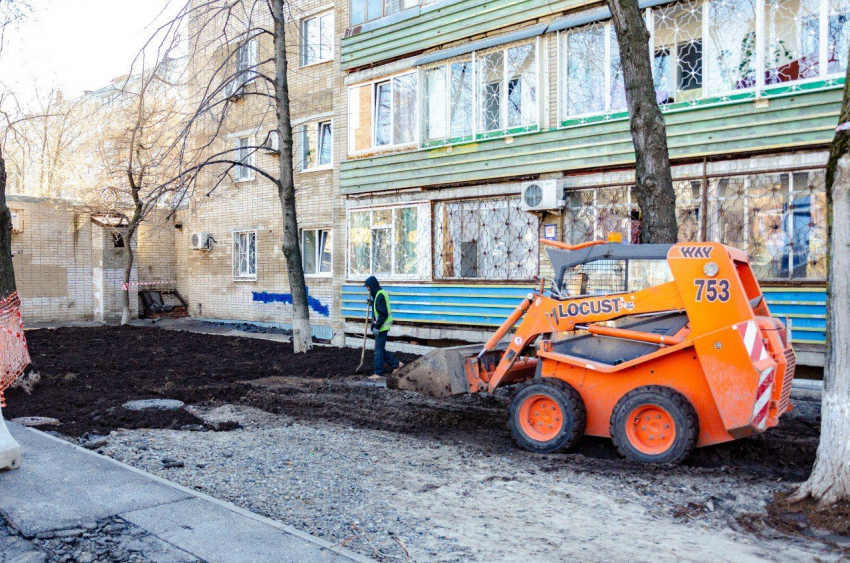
top-left (610, 386), bottom-right (698, 466)
top-left (509, 378), bottom-right (586, 454)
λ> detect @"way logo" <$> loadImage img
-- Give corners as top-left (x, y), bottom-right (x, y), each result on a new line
top-left (680, 246), bottom-right (712, 258)
top-left (552, 296), bottom-right (634, 322)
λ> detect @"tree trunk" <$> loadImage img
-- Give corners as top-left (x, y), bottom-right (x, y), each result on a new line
top-left (607, 0), bottom-right (678, 244)
top-left (0, 146), bottom-right (16, 300)
top-left (272, 0), bottom-right (312, 353)
top-left (791, 61), bottom-right (850, 505)
top-left (121, 223), bottom-right (137, 326)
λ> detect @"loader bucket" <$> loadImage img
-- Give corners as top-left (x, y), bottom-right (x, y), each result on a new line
top-left (387, 344), bottom-right (484, 398)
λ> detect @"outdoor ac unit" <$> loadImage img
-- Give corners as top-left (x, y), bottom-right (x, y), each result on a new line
top-left (521, 179), bottom-right (564, 212)
top-left (10, 211), bottom-right (22, 233)
top-left (262, 130), bottom-right (280, 154)
top-left (190, 232), bottom-right (214, 250)
top-left (224, 81), bottom-right (244, 101)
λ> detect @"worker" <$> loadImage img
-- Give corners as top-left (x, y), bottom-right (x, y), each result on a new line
top-left (364, 275), bottom-right (400, 379)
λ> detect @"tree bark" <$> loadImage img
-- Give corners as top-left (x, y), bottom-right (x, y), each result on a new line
top-left (0, 146), bottom-right (16, 300)
top-left (607, 0), bottom-right (678, 244)
top-left (121, 221), bottom-right (139, 326)
top-left (272, 0), bottom-right (313, 353)
top-left (791, 60), bottom-right (850, 505)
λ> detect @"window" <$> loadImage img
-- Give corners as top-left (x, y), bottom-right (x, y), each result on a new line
top-left (561, 22), bottom-right (625, 117)
top-left (477, 42), bottom-right (538, 133)
top-left (234, 136), bottom-right (254, 181)
top-left (560, 0), bottom-right (850, 122)
top-left (563, 169), bottom-right (827, 281)
top-left (350, 0), bottom-right (418, 26)
top-left (348, 72), bottom-right (417, 153)
top-left (302, 12), bottom-right (334, 66)
top-left (433, 197), bottom-right (540, 280)
top-left (235, 39), bottom-right (257, 86)
top-left (233, 230), bottom-right (257, 281)
top-left (347, 205), bottom-right (428, 279)
top-left (302, 229), bottom-right (333, 275)
top-left (300, 121), bottom-right (333, 170)
top-left (421, 41), bottom-right (538, 146)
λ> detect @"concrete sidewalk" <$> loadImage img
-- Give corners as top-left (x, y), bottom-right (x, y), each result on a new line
top-left (0, 423), bottom-right (374, 563)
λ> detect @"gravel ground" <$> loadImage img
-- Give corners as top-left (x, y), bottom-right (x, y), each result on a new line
top-left (97, 403), bottom-right (847, 563)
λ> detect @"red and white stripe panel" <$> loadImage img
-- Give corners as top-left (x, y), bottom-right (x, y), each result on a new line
top-left (736, 320), bottom-right (772, 430)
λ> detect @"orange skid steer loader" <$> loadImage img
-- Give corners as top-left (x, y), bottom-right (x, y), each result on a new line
top-left (388, 240), bottom-right (796, 465)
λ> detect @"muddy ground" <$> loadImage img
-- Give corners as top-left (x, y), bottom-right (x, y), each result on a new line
top-left (4, 325), bottom-right (848, 562)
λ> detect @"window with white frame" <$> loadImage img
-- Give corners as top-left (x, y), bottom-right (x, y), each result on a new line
top-left (421, 40), bottom-right (539, 146)
top-left (234, 136), bottom-right (254, 181)
top-left (301, 229), bottom-right (333, 275)
top-left (350, 0), bottom-right (418, 26)
top-left (300, 121), bottom-right (333, 170)
top-left (233, 230), bottom-right (257, 280)
top-left (302, 11), bottom-right (334, 66)
top-left (235, 39), bottom-right (258, 86)
top-left (347, 205), bottom-right (429, 279)
top-left (348, 73), bottom-right (417, 153)
top-left (560, 0), bottom-right (850, 123)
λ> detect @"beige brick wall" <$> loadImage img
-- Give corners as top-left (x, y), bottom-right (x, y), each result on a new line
top-left (8, 195), bottom-right (139, 324)
top-left (175, 0), bottom-right (345, 338)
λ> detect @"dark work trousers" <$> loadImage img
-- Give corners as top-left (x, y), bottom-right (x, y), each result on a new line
top-left (374, 330), bottom-right (400, 376)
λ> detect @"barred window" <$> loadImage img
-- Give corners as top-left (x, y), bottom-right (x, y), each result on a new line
top-left (560, 0), bottom-right (850, 122)
top-left (564, 169), bottom-right (827, 281)
top-left (434, 197), bottom-right (539, 280)
top-left (233, 230), bottom-right (257, 281)
top-left (347, 205), bottom-right (429, 279)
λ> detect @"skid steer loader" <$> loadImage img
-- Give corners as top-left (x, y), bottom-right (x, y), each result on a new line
top-left (388, 240), bottom-right (796, 465)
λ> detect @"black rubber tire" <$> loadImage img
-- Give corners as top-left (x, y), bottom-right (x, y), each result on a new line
top-left (509, 378), bottom-right (587, 454)
top-left (609, 385), bottom-right (699, 466)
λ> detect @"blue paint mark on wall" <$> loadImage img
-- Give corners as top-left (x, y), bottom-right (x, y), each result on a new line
top-left (252, 291), bottom-right (330, 317)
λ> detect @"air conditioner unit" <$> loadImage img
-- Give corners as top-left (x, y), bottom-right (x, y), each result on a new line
top-left (10, 211), bottom-right (22, 233)
top-left (190, 232), bottom-right (214, 250)
top-left (224, 81), bottom-right (244, 101)
top-left (521, 179), bottom-right (565, 212)
top-left (262, 130), bottom-right (280, 154)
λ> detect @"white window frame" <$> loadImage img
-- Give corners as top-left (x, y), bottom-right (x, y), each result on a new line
top-left (300, 120), bottom-right (334, 171)
top-left (347, 71), bottom-right (419, 156)
top-left (345, 204), bottom-right (430, 281)
top-left (301, 228), bottom-right (333, 277)
top-left (232, 229), bottom-right (258, 281)
top-left (236, 38), bottom-right (258, 86)
top-left (233, 135), bottom-right (255, 182)
top-left (557, 0), bottom-right (849, 125)
top-left (349, 0), bottom-right (419, 27)
top-left (301, 11), bottom-right (334, 67)
top-left (419, 38), bottom-right (542, 148)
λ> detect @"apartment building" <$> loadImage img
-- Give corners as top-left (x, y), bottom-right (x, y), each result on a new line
top-left (176, 0), bottom-right (346, 341)
top-left (337, 0), bottom-right (841, 365)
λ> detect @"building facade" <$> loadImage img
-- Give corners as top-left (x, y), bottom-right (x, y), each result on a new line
top-left (337, 0), bottom-right (839, 365)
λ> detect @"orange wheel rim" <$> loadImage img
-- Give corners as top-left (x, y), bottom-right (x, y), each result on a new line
top-left (625, 405), bottom-right (676, 455)
top-left (518, 394), bottom-right (564, 442)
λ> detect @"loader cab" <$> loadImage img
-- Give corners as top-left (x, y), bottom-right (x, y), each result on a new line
top-left (548, 243), bottom-right (674, 299)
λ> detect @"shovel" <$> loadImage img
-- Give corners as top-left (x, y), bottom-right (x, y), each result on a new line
top-left (354, 297), bottom-right (373, 374)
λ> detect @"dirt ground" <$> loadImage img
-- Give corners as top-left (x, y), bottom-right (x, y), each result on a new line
top-left (5, 326), bottom-right (849, 562)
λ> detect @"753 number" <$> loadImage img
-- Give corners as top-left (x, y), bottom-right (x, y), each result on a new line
top-left (694, 279), bottom-right (730, 302)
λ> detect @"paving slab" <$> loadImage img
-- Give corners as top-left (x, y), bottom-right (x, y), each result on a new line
top-left (124, 498), bottom-right (340, 563)
top-left (0, 423), bottom-right (191, 536)
top-left (0, 423), bottom-right (373, 563)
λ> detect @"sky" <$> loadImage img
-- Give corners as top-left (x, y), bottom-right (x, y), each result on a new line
top-left (0, 0), bottom-right (185, 105)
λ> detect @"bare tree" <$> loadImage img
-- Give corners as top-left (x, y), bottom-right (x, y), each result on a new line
top-left (791, 55), bottom-right (850, 506)
top-left (607, 0), bottom-right (677, 243)
top-left (155, 0), bottom-right (314, 352)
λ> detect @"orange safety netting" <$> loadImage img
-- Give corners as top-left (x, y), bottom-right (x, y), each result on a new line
top-left (0, 292), bottom-right (30, 406)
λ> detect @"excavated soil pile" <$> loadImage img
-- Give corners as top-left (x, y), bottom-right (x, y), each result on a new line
top-left (4, 325), bottom-right (416, 437)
